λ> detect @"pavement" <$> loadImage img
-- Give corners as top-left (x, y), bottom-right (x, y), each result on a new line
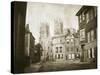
top-left (24, 62), bottom-right (42, 73)
top-left (24, 61), bottom-right (97, 73)
top-left (39, 61), bottom-right (97, 72)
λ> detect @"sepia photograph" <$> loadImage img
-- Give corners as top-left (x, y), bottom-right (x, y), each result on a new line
top-left (11, 1), bottom-right (97, 74)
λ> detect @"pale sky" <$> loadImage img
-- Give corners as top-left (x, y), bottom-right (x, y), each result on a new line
top-left (25, 2), bottom-right (82, 43)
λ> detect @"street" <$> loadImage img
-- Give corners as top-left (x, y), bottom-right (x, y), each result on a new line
top-left (39, 61), bottom-right (97, 72)
top-left (24, 61), bottom-right (97, 73)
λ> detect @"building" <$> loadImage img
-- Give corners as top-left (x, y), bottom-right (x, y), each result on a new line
top-left (52, 33), bottom-right (80, 62)
top-left (54, 19), bottom-right (63, 35)
top-left (76, 6), bottom-right (97, 62)
top-left (25, 24), bottom-right (35, 64)
top-left (64, 29), bottom-right (80, 61)
top-left (39, 23), bottom-right (51, 61)
top-left (11, 2), bottom-right (27, 73)
top-left (52, 34), bottom-right (66, 61)
top-left (65, 34), bottom-right (75, 60)
top-left (52, 19), bottom-right (80, 62)
top-left (74, 33), bottom-right (81, 60)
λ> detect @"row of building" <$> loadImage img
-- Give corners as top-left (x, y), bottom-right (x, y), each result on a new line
top-left (52, 32), bottom-right (80, 62)
top-left (12, 2), bottom-right (42, 72)
top-left (12, 3), bottom-right (97, 73)
top-left (25, 24), bottom-right (42, 64)
top-left (39, 20), bottom-right (80, 62)
top-left (39, 6), bottom-right (97, 63)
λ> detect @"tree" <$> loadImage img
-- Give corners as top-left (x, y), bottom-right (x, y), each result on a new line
top-left (34, 43), bottom-right (43, 62)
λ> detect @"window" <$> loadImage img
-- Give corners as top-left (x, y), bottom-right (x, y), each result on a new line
top-left (67, 41), bottom-right (69, 44)
top-left (58, 54), bottom-right (60, 59)
top-left (92, 48), bottom-right (95, 58)
top-left (94, 47), bottom-right (97, 58)
top-left (90, 9), bottom-right (94, 20)
top-left (72, 54), bottom-right (75, 59)
top-left (82, 12), bottom-right (85, 21)
top-left (56, 47), bottom-right (58, 53)
top-left (71, 39), bottom-right (73, 42)
top-left (61, 54), bottom-right (63, 59)
top-left (60, 47), bottom-right (62, 53)
top-left (68, 54), bottom-right (71, 59)
top-left (87, 30), bottom-right (94, 43)
top-left (90, 48), bottom-right (92, 58)
top-left (79, 14), bottom-right (82, 23)
top-left (67, 39), bottom-right (70, 41)
top-left (88, 49), bottom-right (91, 58)
top-left (80, 29), bottom-right (85, 41)
top-left (55, 55), bottom-right (57, 59)
top-left (86, 12), bottom-right (89, 23)
top-left (94, 29), bottom-right (97, 39)
top-left (88, 49), bottom-right (92, 58)
top-left (87, 32), bottom-right (90, 43)
top-left (66, 39), bottom-right (69, 44)
top-left (91, 30), bottom-right (94, 41)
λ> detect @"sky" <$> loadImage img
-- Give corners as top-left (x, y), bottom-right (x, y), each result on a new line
top-left (25, 2), bottom-right (82, 43)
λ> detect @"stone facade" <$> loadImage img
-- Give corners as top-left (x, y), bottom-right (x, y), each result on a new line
top-left (52, 32), bottom-right (80, 62)
top-left (52, 34), bottom-right (66, 61)
top-left (76, 6), bottom-right (97, 62)
top-left (65, 34), bottom-right (80, 60)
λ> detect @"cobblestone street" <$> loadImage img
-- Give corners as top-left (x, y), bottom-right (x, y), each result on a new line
top-left (24, 62), bottom-right (42, 73)
top-left (24, 61), bottom-right (97, 73)
top-left (39, 61), bottom-right (97, 72)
